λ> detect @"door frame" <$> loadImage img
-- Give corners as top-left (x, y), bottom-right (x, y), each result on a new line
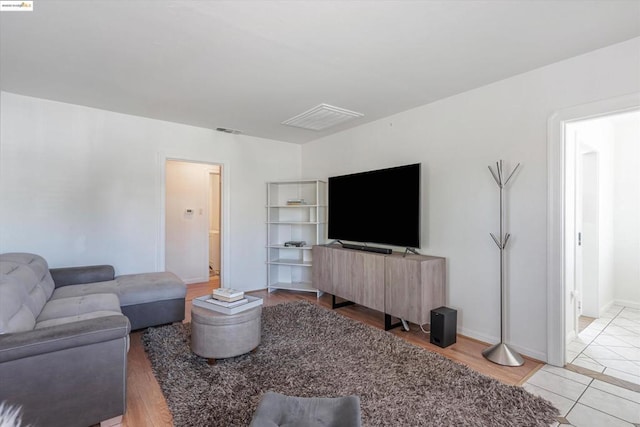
top-left (158, 152), bottom-right (231, 287)
top-left (208, 169), bottom-right (222, 278)
top-left (546, 92), bottom-right (639, 366)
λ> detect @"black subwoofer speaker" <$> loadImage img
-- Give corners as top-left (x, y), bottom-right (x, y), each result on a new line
top-left (430, 306), bottom-right (457, 348)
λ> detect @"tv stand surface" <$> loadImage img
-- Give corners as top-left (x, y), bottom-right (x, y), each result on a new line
top-left (312, 245), bottom-right (445, 326)
top-left (340, 243), bottom-right (392, 254)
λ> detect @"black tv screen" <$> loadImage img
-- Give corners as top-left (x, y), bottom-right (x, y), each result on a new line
top-left (328, 163), bottom-right (420, 248)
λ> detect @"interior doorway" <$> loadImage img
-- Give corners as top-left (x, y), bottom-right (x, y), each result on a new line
top-left (165, 160), bottom-right (223, 287)
top-left (547, 93), bottom-right (639, 368)
top-left (561, 109), bottom-right (640, 366)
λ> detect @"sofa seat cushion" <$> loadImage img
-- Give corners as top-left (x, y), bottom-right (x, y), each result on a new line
top-left (37, 294), bottom-right (121, 323)
top-left (115, 272), bottom-right (186, 306)
top-left (35, 310), bottom-right (124, 329)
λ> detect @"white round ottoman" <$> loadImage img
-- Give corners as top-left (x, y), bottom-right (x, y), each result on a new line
top-left (190, 304), bottom-right (262, 364)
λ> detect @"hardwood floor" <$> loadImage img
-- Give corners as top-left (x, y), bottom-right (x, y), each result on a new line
top-left (578, 314), bottom-right (596, 333)
top-left (122, 280), bottom-right (544, 427)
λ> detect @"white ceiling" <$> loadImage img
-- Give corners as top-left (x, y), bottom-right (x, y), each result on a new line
top-left (1, 1), bottom-right (639, 144)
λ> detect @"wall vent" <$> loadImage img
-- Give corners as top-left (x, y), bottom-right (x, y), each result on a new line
top-left (216, 127), bottom-right (242, 135)
top-left (281, 104), bottom-right (364, 131)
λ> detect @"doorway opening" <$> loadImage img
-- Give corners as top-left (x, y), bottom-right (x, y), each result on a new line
top-left (165, 160), bottom-right (223, 288)
top-left (563, 111), bottom-right (639, 375)
top-left (547, 93), bottom-right (639, 368)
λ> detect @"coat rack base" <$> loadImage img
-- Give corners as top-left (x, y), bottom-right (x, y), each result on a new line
top-left (482, 342), bottom-right (524, 367)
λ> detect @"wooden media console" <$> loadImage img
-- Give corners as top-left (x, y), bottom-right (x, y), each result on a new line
top-left (312, 244), bottom-right (445, 329)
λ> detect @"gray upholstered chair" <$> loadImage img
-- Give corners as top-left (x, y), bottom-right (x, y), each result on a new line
top-left (250, 392), bottom-right (362, 427)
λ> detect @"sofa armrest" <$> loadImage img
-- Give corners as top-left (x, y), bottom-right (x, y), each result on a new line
top-left (0, 315), bottom-right (130, 363)
top-left (49, 265), bottom-right (115, 287)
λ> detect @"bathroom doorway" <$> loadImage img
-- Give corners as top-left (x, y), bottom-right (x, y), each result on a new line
top-left (165, 160), bottom-right (223, 287)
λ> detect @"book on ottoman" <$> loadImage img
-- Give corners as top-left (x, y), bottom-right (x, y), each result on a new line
top-left (212, 288), bottom-right (244, 302)
top-left (193, 295), bottom-right (263, 315)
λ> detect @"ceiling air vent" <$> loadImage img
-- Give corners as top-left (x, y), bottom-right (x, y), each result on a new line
top-left (216, 127), bottom-right (242, 135)
top-left (281, 104), bottom-right (364, 131)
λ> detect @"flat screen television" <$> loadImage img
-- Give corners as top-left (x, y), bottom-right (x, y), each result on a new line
top-left (328, 163), bottom-right (420, 248)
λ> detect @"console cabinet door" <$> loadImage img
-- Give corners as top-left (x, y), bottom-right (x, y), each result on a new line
top-left (359, 252), bottom-right (385, 312)
top-left (331, 249), bottom-right (384, 312)
top-left (385, 256), bottom-right (445, 325)
top-left (312, 246), bottom-right (333, 293)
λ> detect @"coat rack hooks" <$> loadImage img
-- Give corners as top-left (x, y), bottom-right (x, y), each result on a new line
top-left (482, 160), bottom-right (524, 367)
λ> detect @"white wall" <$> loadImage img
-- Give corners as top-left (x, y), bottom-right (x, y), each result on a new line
top-left (578, 150), bottom-right (601, 317)
top-left (613, 112), bottom-right (640, 308)
top-left (301, 37), bottom-right (640, 360)
top-left (0, 92), bottom-right (301, 291)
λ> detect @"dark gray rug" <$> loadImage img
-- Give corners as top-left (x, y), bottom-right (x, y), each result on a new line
top-left (142, 301), bottom-right (558, 426)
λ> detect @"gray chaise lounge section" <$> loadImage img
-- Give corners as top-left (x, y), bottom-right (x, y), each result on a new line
top-left (50, 266), bottom-right (186, 330)
top-left (0, 252), bottom-right (186, 427)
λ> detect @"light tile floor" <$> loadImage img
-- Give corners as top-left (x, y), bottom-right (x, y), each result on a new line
top-left (523, 306), bottom-right (640, 426)
top-left (569, 305), bottom-right (640, 385)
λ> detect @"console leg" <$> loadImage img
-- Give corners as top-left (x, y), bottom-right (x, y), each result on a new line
top-left (332, 295), bottom-right (355, 309)
top-left (385, 314), bottom-right (403, 331)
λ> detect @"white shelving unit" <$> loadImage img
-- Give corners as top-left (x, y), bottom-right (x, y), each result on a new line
top-left (266, 179), bottom-right (326, 296)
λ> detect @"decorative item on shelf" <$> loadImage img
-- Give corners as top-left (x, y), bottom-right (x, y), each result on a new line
top-left (286, 198), bottom-right (306, 205)
top-left (284, 240), bottom-right (306, 247)
top-left (212, 288), bottom-right (244, 302)
top-left (482, 160), bottom-right (524, 367)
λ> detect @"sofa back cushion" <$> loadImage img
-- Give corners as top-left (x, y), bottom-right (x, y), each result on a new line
top-left (0, 253), bottom-right (56, 334)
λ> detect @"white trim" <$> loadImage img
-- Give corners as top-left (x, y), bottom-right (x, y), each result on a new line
top-left (157, 151), bottom-right (232, 287)
top-left (457, 327), bottom-right (497, 348)
top-left (613, 300), bottom-right (640, 310)
top-left (547, 92), bottom-right (640, 367)
top-left (182, 276), bottom-right (210, 285)
top-left (458, 327), bottom-right (547, 362)
top-left (599, 300), bottom-right (615, 317)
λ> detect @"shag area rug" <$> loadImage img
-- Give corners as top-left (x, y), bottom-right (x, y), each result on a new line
top-left (142, 301), bottom-right (558, 426)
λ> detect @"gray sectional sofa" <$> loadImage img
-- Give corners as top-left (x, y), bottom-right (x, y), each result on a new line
top-left (0, 252), bottom-right (187, 427)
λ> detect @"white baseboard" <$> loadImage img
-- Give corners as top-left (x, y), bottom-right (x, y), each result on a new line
top-left (457, 327), bottom-right (547, 363)
top-left (599, 300), bottom-right (615, 317)
top-left (566, 330), bottom-right (576, 345)
top-left (613, 299), bottom-right (640, 310)
top-left (457, 327), bottom-right (497, 347)
top-left (183, 276), bottom-right (209, 285)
